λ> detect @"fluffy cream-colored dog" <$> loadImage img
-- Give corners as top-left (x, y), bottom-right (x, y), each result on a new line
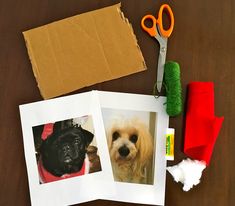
top-left (107, 117), bottom-right (153, 184)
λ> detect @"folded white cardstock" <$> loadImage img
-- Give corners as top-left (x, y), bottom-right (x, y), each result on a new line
top-left (19, 91), bottom-right (169, 206)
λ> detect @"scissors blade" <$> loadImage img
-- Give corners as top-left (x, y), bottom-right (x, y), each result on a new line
top-left (155, 35), bottom-right (168, 93)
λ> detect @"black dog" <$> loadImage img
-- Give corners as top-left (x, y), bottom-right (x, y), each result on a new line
top-left (39, 124), bottom-right (94, 177)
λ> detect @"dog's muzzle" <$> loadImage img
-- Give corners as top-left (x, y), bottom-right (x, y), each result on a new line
top-left (59, 143), bottom-right (80, 163)
top-left (118, 145), bottom-right (130, 157)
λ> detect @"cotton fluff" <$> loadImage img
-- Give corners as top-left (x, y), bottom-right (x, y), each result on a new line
top-left (167, 158), bottom-right (206, 191)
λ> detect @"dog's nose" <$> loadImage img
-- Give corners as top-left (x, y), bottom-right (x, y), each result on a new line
top-left (118, 146), bottom-right (130, 157)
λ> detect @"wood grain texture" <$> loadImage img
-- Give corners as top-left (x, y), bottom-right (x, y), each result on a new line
top-left (0, 0), bottom-right (234, 205)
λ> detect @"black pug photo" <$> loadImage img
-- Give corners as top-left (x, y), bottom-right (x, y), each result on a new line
top-left (33, 118), bottom-right (101, 183)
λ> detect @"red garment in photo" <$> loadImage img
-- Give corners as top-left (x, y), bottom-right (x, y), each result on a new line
top-left (184, 82), bottom-right (224, 165)
top-left (38, 158), bottom-right (86, 183)
top-left (41, 123), bottom-right (54, 140)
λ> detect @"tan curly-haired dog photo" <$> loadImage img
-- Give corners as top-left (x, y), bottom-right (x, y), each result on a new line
top-left (104, 111), bottom-right (155, 184)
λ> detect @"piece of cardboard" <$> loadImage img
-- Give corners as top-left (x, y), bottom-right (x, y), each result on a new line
top-left (23, 3), bottom-right (146, 99)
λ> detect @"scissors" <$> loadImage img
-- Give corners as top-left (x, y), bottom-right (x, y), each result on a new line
top-left (141, 4), bottom-right (174, 93)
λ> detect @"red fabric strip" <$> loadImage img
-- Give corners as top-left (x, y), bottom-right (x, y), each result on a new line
top-left (184, 82), bottom-right (224, 165)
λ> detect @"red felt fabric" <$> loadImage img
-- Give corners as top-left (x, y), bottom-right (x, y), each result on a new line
top-left (184, 82), bottom-right (224, 165)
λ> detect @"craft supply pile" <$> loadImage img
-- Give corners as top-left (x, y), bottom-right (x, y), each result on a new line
top-left (19, 2), bottom-right (224, 206)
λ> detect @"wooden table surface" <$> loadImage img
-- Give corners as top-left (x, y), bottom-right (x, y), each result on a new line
top-left (0, 0), bottom-right (234, 205)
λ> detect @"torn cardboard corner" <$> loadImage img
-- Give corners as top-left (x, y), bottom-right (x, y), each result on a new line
top-left (23, 3), bottom-right (146, 99)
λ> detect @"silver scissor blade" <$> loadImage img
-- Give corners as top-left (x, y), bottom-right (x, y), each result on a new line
top-left (155, 35), bottom-right (168, 93)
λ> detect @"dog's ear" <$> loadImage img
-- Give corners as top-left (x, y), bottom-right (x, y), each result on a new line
top-left (32, 125), bottom-right (44, 152)
top-left (79, 126), bottom-right (94, 147)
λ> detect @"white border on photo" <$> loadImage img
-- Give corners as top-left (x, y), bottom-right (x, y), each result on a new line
top-left (19, 91), bottom-right (114, 206)
top-left (97, 91), bottom-right (169, 206)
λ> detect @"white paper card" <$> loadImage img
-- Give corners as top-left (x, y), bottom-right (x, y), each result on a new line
top-left (98, 91), bottom-right (169, 206)
top-left (19, 91), bottom-right (114, 206)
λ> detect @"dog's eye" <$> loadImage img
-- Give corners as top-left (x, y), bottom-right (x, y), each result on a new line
top-left (112, 131), bottom-right (120, 141)
top-left (130, 134), bottom-right (138, 143)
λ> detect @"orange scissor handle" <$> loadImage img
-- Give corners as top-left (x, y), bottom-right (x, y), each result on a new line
top-left (157, 4), bottom-right (174, 38)
top-left (141, 14), bottom-right (157, 37)
top-left (141, 4), bottom-right (174, 38)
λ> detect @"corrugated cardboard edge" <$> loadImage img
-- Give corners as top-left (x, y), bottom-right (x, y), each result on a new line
top-left (23, 3), bottom-right (147, 99)
top-left (117, 3), bottom-right (146, 70)
top-left (23, 32), bottom-right (47, 98)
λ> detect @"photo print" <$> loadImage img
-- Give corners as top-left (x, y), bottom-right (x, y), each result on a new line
top-left (102, 109), bottom-right (156, 185)
top-left (32, 116), bottom-right (101, 184)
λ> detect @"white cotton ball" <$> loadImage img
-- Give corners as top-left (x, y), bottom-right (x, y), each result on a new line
top-left (167, 158), bottom-right (206, 191)
top-left (167, 165), bottom-right (184, 183)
